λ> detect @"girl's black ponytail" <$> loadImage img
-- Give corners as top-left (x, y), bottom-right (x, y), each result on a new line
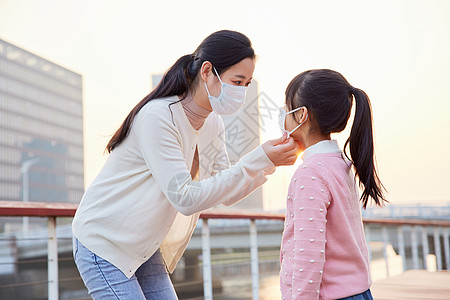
top-left (344, 87), bottom-right (386, 208)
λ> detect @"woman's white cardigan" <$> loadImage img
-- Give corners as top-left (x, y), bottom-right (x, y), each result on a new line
top-left (72, 96), bottom-right (276, 278)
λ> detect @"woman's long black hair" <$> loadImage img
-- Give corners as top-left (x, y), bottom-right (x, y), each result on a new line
top-left (106, 30), bottom-right (255, 153)
top-left (286, 69), bottom-right (386, 208)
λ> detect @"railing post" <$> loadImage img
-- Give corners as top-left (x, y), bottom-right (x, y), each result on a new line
top-left (202, 218), bottom-right (213, 300)
top-left (397, 226), bottom-right (406, 271)
top-left (381, 226), bottom-right (390, 277)
top-left (389, 205), bottom-right (395, 218)
top-left (249, 219), bottom-right (259, 300)
top-left (418, 203), bottom-right (423, 218)
top-left (443, 227), bottom-right (450, 271)
top-left (364, 225), bottom-right (372, 262)
top-left (411, 226), bottom-right (419, 269)
top-left (47, 216), bottom-right (58, 300)
top-left (433, 227), bottom-right (442, 270)
top-left (421, 226), bottom-right (429, 270)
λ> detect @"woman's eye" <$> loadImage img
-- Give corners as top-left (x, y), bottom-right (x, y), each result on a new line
top-left (234, 81), bottom-right (242, 85)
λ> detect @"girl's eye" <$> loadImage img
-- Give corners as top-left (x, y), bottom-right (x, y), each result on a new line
top-left (234, 81), bottom-right (242, 85)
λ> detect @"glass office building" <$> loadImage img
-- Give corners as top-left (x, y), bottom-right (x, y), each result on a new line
top-left (0, 39), bottom-right (84, 211)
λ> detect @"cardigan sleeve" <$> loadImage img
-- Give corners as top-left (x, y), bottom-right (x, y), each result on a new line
top-left (211, 119), bottom-right (272, 207)
top-left (291, 164), bottom-right (330, 299)
top-left (132, 111), bottom-right (276, 216)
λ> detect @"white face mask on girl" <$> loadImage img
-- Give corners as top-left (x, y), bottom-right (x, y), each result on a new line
top-left (204, 67), bottom-right (247, 115)
top-left (278, 106), bottom-right (308, 138)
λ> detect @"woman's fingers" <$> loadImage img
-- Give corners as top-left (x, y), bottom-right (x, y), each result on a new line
top-left (278, 151), bottom-right (299, 166)
top-left (262, 136), bottom-right (301, 166)
top-left (270, 133), bottom-right (288, 146)
top-left (287, 154), bottom-right (299, 164)
top-left (278, 138), bottom-right (301, 165)
top-left (277, 137), bottom-right (300, 153)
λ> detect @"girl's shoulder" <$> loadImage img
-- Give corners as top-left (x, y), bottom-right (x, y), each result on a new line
top-left (294, 153), bottom-right (352, 183)
top-left (293, 157), bottom-right (327, 181)
top-left (293, 154), bottom-right (346, 179)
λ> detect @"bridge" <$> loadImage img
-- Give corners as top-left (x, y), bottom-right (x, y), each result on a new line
top-left (0, 201), bottom-right (449, 299)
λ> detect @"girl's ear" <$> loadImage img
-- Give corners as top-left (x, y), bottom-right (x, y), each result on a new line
top-left (298, 107), bottom-right (309, 124)
top-left (200, 61), bottom-right (213, 83)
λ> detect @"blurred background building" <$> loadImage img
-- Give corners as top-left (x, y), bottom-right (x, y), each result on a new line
top-left (0, 38), bottom-right (84, 232)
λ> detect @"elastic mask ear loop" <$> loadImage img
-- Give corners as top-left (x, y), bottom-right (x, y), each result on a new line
top-left (204, 82), bottom-right (211, 97)
top-left (213, 67), bottom-right (223, 84)
top-left (204, 65), bottom-right (222, 97)
top-left (288, 109), bottom-right (308, 136)
top-left (287, 106), bottom-right (302, 115)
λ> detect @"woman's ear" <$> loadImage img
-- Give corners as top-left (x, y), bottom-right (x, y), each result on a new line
top-left (200, 61), bottom-right (212, 83)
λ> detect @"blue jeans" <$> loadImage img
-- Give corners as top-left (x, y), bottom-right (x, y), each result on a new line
top-left (337, 289), bottom-right (373, 300)
top-left (73, 237), bottom-right (178, 299)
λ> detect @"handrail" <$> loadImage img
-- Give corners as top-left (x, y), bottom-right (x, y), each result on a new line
top-left (363, 217), bottom-right (450, 227)
top-left (0, 201), bottom-right (286, 220)
top-left (1, 201), bottom-right (449, 226)
top-left (0, 201), bottom-right (77, 217)
top-left (200, 209), bottom-right (284, 221)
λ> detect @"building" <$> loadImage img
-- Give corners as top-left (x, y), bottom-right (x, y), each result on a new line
top-left (0, 38), bottom-right (84, 230)
top-left (220, 81), bottom-right (264, 210)
top-left (151, 74), bottom-right (265, 210)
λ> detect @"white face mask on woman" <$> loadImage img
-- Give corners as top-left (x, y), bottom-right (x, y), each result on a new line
top-left (278, 106), bottom-right (308, 138)
top-left (204, 67), bottom-right (247, 115)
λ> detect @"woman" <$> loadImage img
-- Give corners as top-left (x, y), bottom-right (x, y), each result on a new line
top-left (72, 30), bottom-right (299, 299)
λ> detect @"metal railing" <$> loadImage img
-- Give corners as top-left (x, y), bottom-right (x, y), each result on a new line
top-left (199, 210), bottom-right (284, 300)
top-left (0, 201), bottom-right (449, 300)
top-left (363, 218), bottom-right (450, 277)
top-left (0, 201), bottom-right (76, 300)
top-left (362, 203), bottom-right (450, 220)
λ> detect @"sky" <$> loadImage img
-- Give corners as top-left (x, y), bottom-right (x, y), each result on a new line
top-left (0, 0), bottom-right (449, 210)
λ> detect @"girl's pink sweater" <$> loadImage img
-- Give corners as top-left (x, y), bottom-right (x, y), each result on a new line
top-left (280, 140), bottom-right (371, 300)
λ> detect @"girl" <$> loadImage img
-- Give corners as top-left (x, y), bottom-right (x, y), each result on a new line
top-left (279, 69), bottom-right (386, 300)
top-left (72, 30), bottom-right (300, 299)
